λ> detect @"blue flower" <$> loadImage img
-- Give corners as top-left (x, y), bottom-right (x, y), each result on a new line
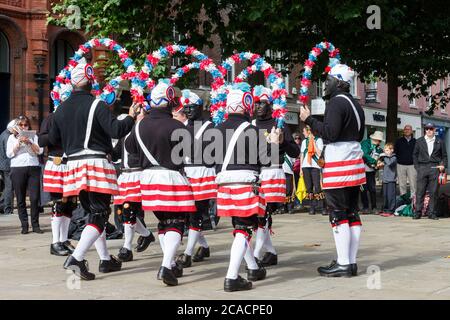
top-left (113, 44), bottom-right (121, 52)
top-left (179, 45), bottom-right (187, 53)
top-left (308, 53), bottom-right (317, 62)
top-left (124, 58), bottom-right (133, 68)
top-left (159, 47), bottom-right (168, 57)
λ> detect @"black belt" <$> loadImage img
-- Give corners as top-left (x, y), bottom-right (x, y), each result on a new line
top-left (48, 156), bottom-right (68, 165)
top-left (68, 154), bottom-right (107, 161)
top-left (121, 167), bottom-right (142, 173)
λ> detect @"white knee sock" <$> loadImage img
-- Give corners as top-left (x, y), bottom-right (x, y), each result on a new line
top-left (162, 231), bottom-right (181, 269)
top-left (94, 230), bottom-right (110, 261)
top-left (51, 216), bottom-right (62, 244)
top-left (184, 229), bottom-right (200, 256)
top-left (264, 229), bottom-right (277, 255)
top-left (123, 223), bottom-right (135, 250)
top-left (349, 225), bottom-right (362, 264)
top-left (71, 225), bottom-right (101, 261)
top-left (135, 219), bottom-right (150, 236)
top-left (158, 233), bottom-right (165, 254)
top-left (225, 233), bottom-right (247, 280)
top-left (197, 233), bottom-right (209, 248)
top-left (332, 223), bottom-right (351, 265)
top-left (253, 228), bottom-right (265, 260)
top-left (244, 242), bottom-right (259, 270)
top-left (59, 216), bottom-right (71, 243)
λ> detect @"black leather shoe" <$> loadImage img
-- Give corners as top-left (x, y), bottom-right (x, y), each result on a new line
top-left (176, 253), bottom-right (192, 268)
top-left (193, 246), bottom-right (210, 262)
top-left (50, 242), bottom-right (70, 256)
top-left (412, 213), bottom-right (421, 220)
top-left (117, 247), bottom-right (133, 262)
top-left (247, 266), bottom-right (266, 281)
top-left (428, 214), bottom-right (439, 220)
top-left (309, 208), bottom-right (316, 215)
top-left (62, 241), bottom-right (75, 254)
top-left (33, 227), bottom-right (44, 234)
top-left (260, 252), bottom-right (278, 267)
top-left (157, 266), bottom-right (164, 280)
top-left (351, 263), bottom-right (358, 276)
top-left (21, 228), bottom-right (29, 235)
top-left (224, 276), bottom-right (252, 292)
top-left (172, 262), bottom-right (183, 278)
top-left (317, 260), bottom-right (352, 277)
top-left (160, 267), bottom-right (178, 286)
top-left (63, 255), bottom-right (95, 281)
top-left (99, 255), bottom-right (122, 273)
top-left (135, 232), bottom-right (155, 252)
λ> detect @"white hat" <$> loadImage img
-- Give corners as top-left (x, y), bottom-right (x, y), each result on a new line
top-left (180, 89), bottom-right (202, 106)
top-left (149, 79), bottom-right (176, 108)
top-left (370, 131), bottom-right (385, 142)
top-left (70, 58), bottom-right (95, 87)
top-left (226, 82), bottom-right (254, 115)
top-left (253, 85), bottom-right (272, 103)
top-left (329, 63), bottom-right (355, 84)
top-left (6, 119), bottom-right (16, 132)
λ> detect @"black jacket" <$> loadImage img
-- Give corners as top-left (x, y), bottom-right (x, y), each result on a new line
top-left (186, 118), bottom-right (214, 167)
top-left (394, 136), bottom-right (416, 165)
top-left (213, 113), bottom-right (267, 173)
top-left (111, 135), bottom-right (140, 169)
top-left (413, 136), bottom-right (448, 169)
top-left (49, 90), bottom-right (134, 155)
top-left (305, 90), bottom-right (365, 144)
top-left (254, 117), bottom-right (300, 165)
top-left (38, 113), bottom-right (64, 157)
top-left (125, 107), bottom-right (189, 171)
top-left (0, 129), bottom-right (11, 171)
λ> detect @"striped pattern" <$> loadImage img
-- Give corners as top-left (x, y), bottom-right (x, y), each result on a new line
top-left (217, 184), bottom-right (266, 217)
top-left (140, 168), bottom-right (196, 212)
top-left (322, 141), bottom-right (366, 189)
top-left (113, 171), bottom-right (142, 205)
top-left (184, 166), bottom-right (217, 201)
top-left (63, 158), bottom-right (119, 197)
top-left (43, 160), bottom-right (66, 194)
top-left (260, 168), bottom-right (286, 203)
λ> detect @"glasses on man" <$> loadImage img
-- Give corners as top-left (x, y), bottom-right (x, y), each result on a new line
top-left (425, 128), bottom-right (435, 131)
top-left (294, 137), bottom-right (301, 140)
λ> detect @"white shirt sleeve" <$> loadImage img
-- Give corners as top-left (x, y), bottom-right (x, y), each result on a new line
top-left (316, 138), bottom-right (324, 153)
top-left (6, 134), bottom-right (18, 158)
top-left (300, 140), bottom-right (306, 154)
top-left (34, 135), bottom-right (43, 155)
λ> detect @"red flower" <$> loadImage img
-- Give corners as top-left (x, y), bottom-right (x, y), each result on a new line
top-left (109, 40), bottom-right (117, 50)
top-left (301, 78), bottom-right (311, 87)
top-left (166, 45), bottom-right (175, 55)
top-left (200, 58), bottom-right (213, 70)
top-left (329, 49), bottom-right (339, 58)
top-left (65, 78), bottom-right (71, 84)
top-left (324, 66), bottom-right (331, 73)
top-left (250, 53), bottom-right (260, 63)
top-left (300, 95), bottom-right (308, 103)
top-left (185, 46), bottom-right (196, 55)
top-left (218, 65), bottom-right (228, 76)
top-left (138, 71), bottom-right (148, 80)
top-left (304, 59), bottom-right (315, 68)
top-left (231, 54), bottom-right (241, 63)
top-left (170, 78), bottom-right (178, 85)
top-left (105, 84), bottom-right (114, 92)
top-left (93, 39), bottom-right (101, 47)
top-left (323, 41), bottom-right (329, 49)
top-left (147, 55), bottom-right (160, 66)
top-left (312, 47), bottom-right (322, 55)
top-left (263, 67), bottom-right (275, 78)
top-left (68, 60), bottom-right (78, 67)
top-left (56, 76), bottom-right (64, 83)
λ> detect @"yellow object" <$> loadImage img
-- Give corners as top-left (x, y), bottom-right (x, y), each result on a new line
top-left (296, 175), bottom-right (307, 203)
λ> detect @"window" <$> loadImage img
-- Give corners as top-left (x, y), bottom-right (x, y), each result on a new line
top-left (349, 73), bottom-right (358, 97)
top-left (316, 79), bottom-right (324, 98)
top-left (171, 26), bottom-right (183, 71)
top-left (266, 49), bottom-right (289, 96)
top-left (0, 31), bottom-right (9, 73)
top-left (51, 39), bottom-right (75, 79)
top-left (428, 86), bottom-right (432, 108)
top-left (409, 96), bottom-right (417, 108)
top-left (227, 64), bottom-right (235, 82)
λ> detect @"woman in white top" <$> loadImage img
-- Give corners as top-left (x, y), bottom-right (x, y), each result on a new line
top-left (6, 115), bottom-right (44, 234)
top-left (300, 126), bottom-right (325, 215)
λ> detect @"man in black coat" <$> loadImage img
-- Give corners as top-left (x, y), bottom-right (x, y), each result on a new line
top-left (0, 120), bottom-right (16, 215)
top-left (412, 123), bottom-right (447, 220)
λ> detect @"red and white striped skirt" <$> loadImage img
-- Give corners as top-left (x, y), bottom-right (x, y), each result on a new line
top-left (140, 168), bottom-right (196, 212)
top-left (184, 166), bottom-right (217, 201)
top-left (43, 160), bottom-right (66, 194)
top-left (322, 141), bottom-right (366, 190)
top-left (113, 170), bottom-right (142, 205)
top-left (259, 167), bottom-right (286, 203)
top-left (63, 158), bottom-right (119, 197)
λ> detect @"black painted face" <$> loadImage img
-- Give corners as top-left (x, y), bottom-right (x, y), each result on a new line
top-left (323, 74), bottom-right (339, 100)
top-left (183, 104), bottom-right (203, 120)
top-left (255, 101), bottom-right (272, 120)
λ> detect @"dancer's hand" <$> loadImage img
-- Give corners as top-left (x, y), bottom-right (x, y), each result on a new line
top-left (299, 105), bottom-right (310, 122)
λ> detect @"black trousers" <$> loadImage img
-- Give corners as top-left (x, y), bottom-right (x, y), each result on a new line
top-left (154, 211), bottom-right (187, 235)
top-left (0, 169), bottom-right (13, 214)
top-left (188, 199), bottom-right (210, 230)
top-left (416, 165), bottom-right (440, 214)
top-left (78, 190), bottom-right (111, 231)
top-left (302, 167), bottom-right (323, 211)
top-left (325, 186), bottom-right (360, 213)
top-left (382, 182), bottom-right (396, 213)
top-left (232, 214), bottom-right (259, 238)
top-left (11, 166), bottom-right (41, 229)
top-left (361, 171), bottom-right (377, 210)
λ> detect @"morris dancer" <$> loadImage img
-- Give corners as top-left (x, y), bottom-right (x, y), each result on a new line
top-left (300, 64), bottom-right (365, 277)
top-left (49, 58), bottom-right (136, 280)
top-left (176, 89), bottom-right (216, 268)
top-left (251, 85), bottom-right (299, 267)
top-left (125, 79), bottom-right (196, 286)
top-left (39, 113), bottom-right (76, 256)
top-left (113, 118), bottom-right (155, 262)
top-left (214, 83), bottom-right (270, 292)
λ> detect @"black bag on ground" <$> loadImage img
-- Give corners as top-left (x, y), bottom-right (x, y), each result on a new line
top-left (436, 193), bottom-right (450, 218)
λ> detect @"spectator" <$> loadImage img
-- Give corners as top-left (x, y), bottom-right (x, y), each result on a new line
top-left (378, 143), bottom-right (397, 215)
top-left (300, 126), bottom-right (324, 215)
top-left (360, 131), bottom-right (384, 214)
top-left (0, 119), bottom-right (17, 215)
top-left (394, 125), bottom-right (417, 196)
top-left (292, 132), bottom-right (302, 209)
top-left (6, 115), bottom-right (44, 234)
top-left (412, 123), bottom-right (447, 220)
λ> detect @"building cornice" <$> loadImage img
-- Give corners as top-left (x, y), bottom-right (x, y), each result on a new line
top-left (0, 4), bottom-right (47, 20)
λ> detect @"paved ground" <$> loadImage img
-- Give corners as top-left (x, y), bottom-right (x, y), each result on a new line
top-left (1, 205), bottom-right (450, 300)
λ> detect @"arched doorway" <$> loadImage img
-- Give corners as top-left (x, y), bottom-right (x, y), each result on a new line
top-left (49, 38), bottom-right (74, 112)
top-left (0, 30), bottom-right (10, 131)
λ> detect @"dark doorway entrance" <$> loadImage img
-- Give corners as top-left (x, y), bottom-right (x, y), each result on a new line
top-left (0, 31), bottom-right (10, 131)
